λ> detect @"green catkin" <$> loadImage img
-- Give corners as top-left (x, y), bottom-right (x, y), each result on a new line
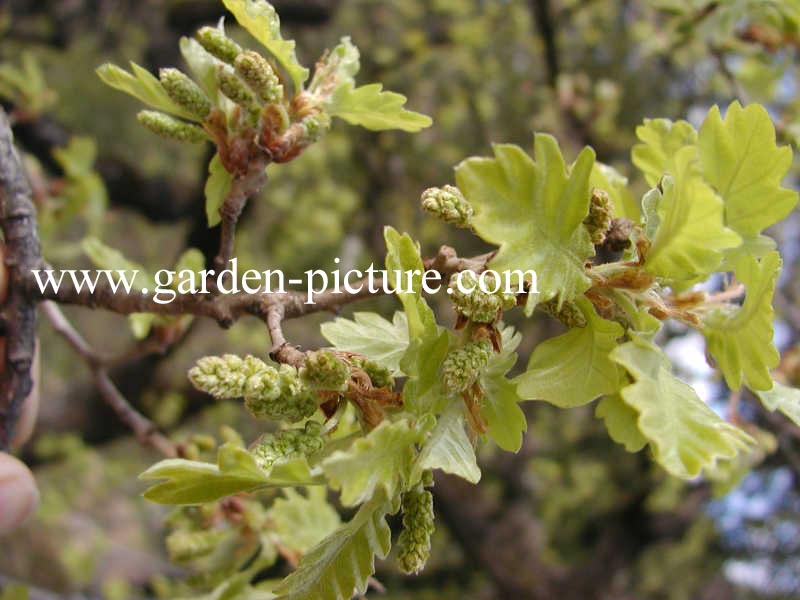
top-left (234, 50), bottom-right (284, 103)
top-left (583, 187), bottom-right (614, 244)
top-left (216, 66), bottom-right (261, 114)
top-left (420, 185), bottom-right (473, 227)
top-left (244, 364), bottom-right (318, 422)
top-left (188, 354), bottom-right (273, 399)
top-left (350, 356), bottom-right (394, 389)
top-left (137, 111), bottom-right (207, 143)
top-left (448, 271), bottom-right (517, 323)
top-left (159, 68), bottom-right (211, 119)
top-left (301, 350), bottom-right (350, 391)
top-left (441, 339), bottom-right (493, 393)
top-left (250, 421), bottom-right (325, 469)
top-left (396, 485), bottom-right (435, 574)
top-left (538, 297), bottom-right (588, 328)
top-left (196, 26), bottom-right (242, 64)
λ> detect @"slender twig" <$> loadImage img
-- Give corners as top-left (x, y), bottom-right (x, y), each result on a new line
top-left (212, 158), bottom-right (269, 283)
top-left (0, 109), bottom-right (43, 450)
top-left (41, 301), bottom-right (177, 457)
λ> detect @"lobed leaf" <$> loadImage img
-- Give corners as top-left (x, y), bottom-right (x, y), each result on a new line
top-left (455, 135), bottom-right (596, 310)
top-left (416, 402), bottom-right (481, 484)
top-left (96, 62), bottom-right (199, 121)
top-left (320, 311), bottom-right (409, 376)
top-left (272, 491), bottom-right (396, 600)
top-left (754, 381), bottom-right (800, 427)
top-left (327, 83), bottom-right (432, 132)
top-left (516, 297), bottom-right (624, 408)
top-left (702, 251), bottom-right (781, 391)
top-left (322, 419), bottom-right (419, 507)
top-left (611, 337), bottom-right (754, 478)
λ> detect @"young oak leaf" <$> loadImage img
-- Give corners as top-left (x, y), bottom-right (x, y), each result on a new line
top-left (320, 311), bottom-right (409, 376)
top-left (205, 153), bottom-right (233, 227)
top-left (415, 402), bottom-right (481, 484)
top-left (595, 393), bottom-right (647, 452)
top-left (480, 325), bottom-right (527, 452)
top-left (698, 102), bottom-right (798, 240)
top-left (96, 62), bottom-right (200, 122)
top-left (642, 147), bottom-right (740, 283)
top-left (455, 134), bottom-right (596, 310)
top-left (272, 490), bottom-right (397, 600)
top-left (515, 296), bottom-right (624, 408)
top-left (611, 336), bottom-right (754, 479)
top-left (221, 0), bottom-right (309, 93)
top-left (384, 227), bottom-right (450, 415)
top-left (269, 487), bottom-right (342, 555)
top-left (702, 251), bottom-right (781, 391)
top-left (754, 381), bottom-right (800, 428)
top-left (321, 419), bottom-right (419, 507)
top-left (327, 82), bottom-right (432, 132)
top-left (139, 444), bottom-right (318, 505)
top-left (631, 117), bottom-right (697, 186)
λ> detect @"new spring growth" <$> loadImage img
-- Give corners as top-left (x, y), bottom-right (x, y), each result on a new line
top-left (301, 349), bottom-right (350, 391)
top-left (244, 363), bottom-right (318, 423)
top-left (449, 271), bottom-right (517, 323)
top-left (137, 111), bottom-right (207, 143)
top-left (538, 297), bottom-right (587, 328)
top-left (250, 421), bottom-right (325, 470)
top-left (235, 51), bottom-right (284, 104)
top-left (397, 484), bottom-right (435, 575)
top-left (159, 68), bottom-right (212, 119)
top-left (441, 339), bottom-right (493, 393)
top-left (188, 354), bottom-right (269, 399)
top-left (583, 187), bottom-right (614, 245)
top-left (188, 354), bottom-right (318, 422)
top-left (421, 185), bottom-right (473, 227)
top-left (196, 26), bottom-right (242, 64)
top-left (350, 356), bottom-right (394, 389)
top-left (217, 65), bottom-right (261, 115)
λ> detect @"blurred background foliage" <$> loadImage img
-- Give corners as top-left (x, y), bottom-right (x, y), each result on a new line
top-left (2, 0), bottom-right (800, 598)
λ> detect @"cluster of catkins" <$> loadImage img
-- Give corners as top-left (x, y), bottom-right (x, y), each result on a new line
top-left (188, 350), bottom-right (393, 423)
top-left (138, 24), bottom-right (326, 164)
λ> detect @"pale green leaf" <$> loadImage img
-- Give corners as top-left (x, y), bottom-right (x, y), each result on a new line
top-left (269, 487), bottom-right (342, 554)
top-left (272, 491), bottom-right (395, 600)
top-left (516, 297), bottom-right (624, 407)
top-left (322, 419), bottom-right (418, 507)
top-left (96, 62), bottom-right (199, 121)
top-left (328, 83), bottom-right (432, 132)
top-left (455, 134), bottom-right (596, 307)
top-left (416, 402), bottom-right (481, 484)
top-left (611, 338), bottom-right (754, 478)
top-left (702, 251), bottom-right (781, 391)
top-left (180, 36), bottom-right (222, 103)
top-left (631, 117), bottom-right (697, 186)
top-left (174, 248), bottom-right (206, 275)
top-left (320, 311), bottom-right (408, 376)
top-left (308, 36), bottom-right (360, 99)
top-left (221, 0), bottom-right (309, 92)
top-left (140, 444), bottom-right (317, 504)
top-left (384, 226), bottom-right (450, 415)
top-left (52, 137), bottom-right (97, 177)
top-left (643, 148), bottom-right (740, 283)
top-left (206, 153), bottom-right (234, 227)
top-left (754, 380), bottom-right (800, 427)
top-left (698, 102), bottom-right (797, 238)
top-left (129, 313), bottom-right (156, 340)
top-left (480, 326), bottom-right (526, 451)
top-left (595, 394), bottom-right (647, 452)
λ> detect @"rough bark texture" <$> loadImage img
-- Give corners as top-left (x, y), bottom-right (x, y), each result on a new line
top-left (0, 109), bottom-right (43, 449)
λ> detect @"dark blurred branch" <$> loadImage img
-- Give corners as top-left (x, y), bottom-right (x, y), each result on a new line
top-left (530, 0), bottom-right (559, 88)
top-left (0, 109), bottom-right (43, 450)
top-left (40, 300), bottom-right (177, 457)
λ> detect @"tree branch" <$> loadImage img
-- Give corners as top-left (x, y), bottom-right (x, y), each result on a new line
top-left (0, 108), bottom-right (43, 450)
top-left (40, 301), bottom-right (177, 457)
